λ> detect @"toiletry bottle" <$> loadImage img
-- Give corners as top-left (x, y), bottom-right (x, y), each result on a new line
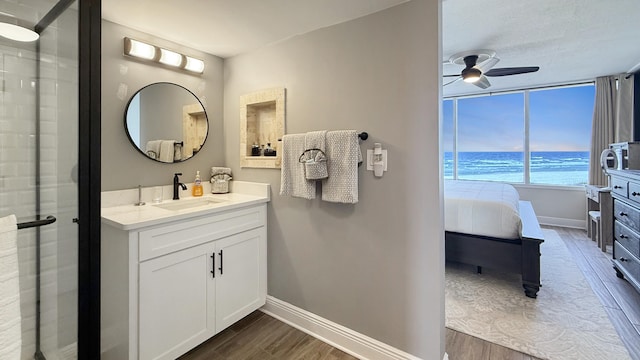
top-left (192, 170), bottom-right (203, 197)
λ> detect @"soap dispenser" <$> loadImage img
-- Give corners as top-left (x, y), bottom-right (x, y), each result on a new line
top-left (192, 170), bottom-right (203, 197)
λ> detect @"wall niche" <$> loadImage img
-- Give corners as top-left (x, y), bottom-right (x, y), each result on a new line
top-left (240, 87), bottom-right (285, 168)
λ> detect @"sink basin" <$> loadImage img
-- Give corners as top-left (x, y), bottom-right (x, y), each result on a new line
top-left (153, 197), bottom-right (226, 211)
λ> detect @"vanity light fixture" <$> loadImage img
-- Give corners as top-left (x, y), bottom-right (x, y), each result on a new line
top-left (123, 37), bottom-right (205, 74)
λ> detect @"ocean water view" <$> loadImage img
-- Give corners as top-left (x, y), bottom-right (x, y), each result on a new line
top-left (444, 151), bottom-right (589, 186)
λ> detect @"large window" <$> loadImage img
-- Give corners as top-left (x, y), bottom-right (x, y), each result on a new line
top-left (443, 99), bottom-right (454, 179)
top-left (444, 84), bottom-right (594, 186)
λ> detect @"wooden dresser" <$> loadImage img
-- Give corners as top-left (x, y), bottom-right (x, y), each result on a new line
top-left (608, 169), bottom-right (640, 294)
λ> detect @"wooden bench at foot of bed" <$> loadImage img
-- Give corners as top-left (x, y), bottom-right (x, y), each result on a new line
top-left (445, 201), bottom-right (545, 298)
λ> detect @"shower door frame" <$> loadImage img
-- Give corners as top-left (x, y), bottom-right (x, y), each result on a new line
top-left (77, 0), bottom-right (101, 357)
top-left (35, 0), bottom-right (102, 357)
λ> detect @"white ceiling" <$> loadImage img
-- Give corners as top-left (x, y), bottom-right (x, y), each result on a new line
top-left (443, 0), bottom-right (640, 97)
top-left (101, 0), bottom-right (408, 59)
top-left (101, 0), bottom-right (640, 97)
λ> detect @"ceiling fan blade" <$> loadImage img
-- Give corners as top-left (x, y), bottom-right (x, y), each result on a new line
top-left (473, 75), bottom-right (491, 89)
top-left (443, 77), bottom-right (462, 87)
top-left (485, 66), bottom-right (539, 77)
top-left (477, 57), bottom-right (500, 72)
top-left (443, 74), bottom-right (461, 78)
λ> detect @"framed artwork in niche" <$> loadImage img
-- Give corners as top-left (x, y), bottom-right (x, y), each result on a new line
top-left (240, 87), bottom-right (286, 168)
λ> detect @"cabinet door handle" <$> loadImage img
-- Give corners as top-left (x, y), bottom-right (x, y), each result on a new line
top-left (211, 253), bottom-right (215, 278)
top-left (619, 257), bottom-right (628, 262)
top-left (614, 185), bottom-right (623, 189)
top-left (619, 211), bottom-right (628, 217)
top-left (619, 234), bottom-right (627, 239)
top-left (218, 250), bottom-right (224, 275)
top-left (633, 192), bottom-right (640, 197)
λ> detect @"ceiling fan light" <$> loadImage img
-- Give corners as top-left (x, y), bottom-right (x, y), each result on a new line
top-left (462, 67), bottom-right (482, 83)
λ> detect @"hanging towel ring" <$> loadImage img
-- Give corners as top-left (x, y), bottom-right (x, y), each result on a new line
top-left (299, 148), bottom-right (328, 180)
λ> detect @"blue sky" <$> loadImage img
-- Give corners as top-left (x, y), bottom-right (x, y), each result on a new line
top-left (443, 84), bottom-right (595, 152)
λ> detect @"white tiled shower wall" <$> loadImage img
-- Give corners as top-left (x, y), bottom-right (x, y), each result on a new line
top-left (1, 41), bottom-right (43, 359)
top-left (0, 9), bottom-right (78, 358)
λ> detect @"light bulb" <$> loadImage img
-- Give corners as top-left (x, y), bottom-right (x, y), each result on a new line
top-left (184, 56), bottom-right (205, 73)
top-left (159, 48), bottom-right (183, 67)
top-left (125, 38), bottom-right (156, 60)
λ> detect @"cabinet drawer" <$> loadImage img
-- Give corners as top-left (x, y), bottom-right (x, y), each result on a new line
top-left (612, 178), bottom-right (629, 198)
top-left (139, 205), bottom-right (266, 261)
top-left (614, 242), bottom-right (640, 283)
top-left (614, 200), bottom-right (640, 233)
top-left (614, 221), bottom-right (640, 257)
top-left (629, 181), bottom-right (640, 205)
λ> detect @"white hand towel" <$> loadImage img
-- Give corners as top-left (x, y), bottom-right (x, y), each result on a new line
top-left (174, 142), bottom-right (183, 161)
top-left (159, 140), bottom-right (175, 162)
top-left (145, 140), bottom-right (162, 159)
top-left (305, 130), bottom-right (327, 153)
top-left (303, 131), bottom-right (328, 180)
top-left (0, 214), bottom-right (22, 360)
top-left (322, 130), bottom-right (361, 204)
top-left (280, 134), bottom-right (316, 199)
top-left (211, 167), bottom-right (232, 177)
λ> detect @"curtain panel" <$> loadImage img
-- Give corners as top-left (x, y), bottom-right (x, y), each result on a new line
top-left (616, 74), bottom-right (635, 142)
top-left (589, 76), bottom-right (617, 186)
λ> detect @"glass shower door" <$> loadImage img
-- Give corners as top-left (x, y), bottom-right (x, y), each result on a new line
top-left (0, 1), bottom-right (79, 359)
top-left (37, 3), bottom-right (79, 359)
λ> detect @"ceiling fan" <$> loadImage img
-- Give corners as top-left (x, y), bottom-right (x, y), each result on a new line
top-left (443, 50), bottom-right (539, 89)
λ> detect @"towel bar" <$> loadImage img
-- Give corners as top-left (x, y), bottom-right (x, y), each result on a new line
top-left (279, 132), bottom-right (369, 141)
top-left (17, 215), bottom-right (57, 229)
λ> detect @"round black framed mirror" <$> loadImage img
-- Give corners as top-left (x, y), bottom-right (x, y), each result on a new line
top-left (124, 82), bottom-right (208, 163)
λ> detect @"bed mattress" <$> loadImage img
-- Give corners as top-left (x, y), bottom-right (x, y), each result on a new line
top-left (444, 180), bottom-right (522, 239)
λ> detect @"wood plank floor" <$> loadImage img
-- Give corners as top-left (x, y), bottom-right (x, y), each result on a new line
top-left (445, 328), bottom-right (542, 360)
top-left (180, 226), bottom-right (640, 360)
top-left (179, 309), bottom-right (536, 360)
top-left (551, 226), bottom-right (640, 360)
top-left (178, 311), bottom-right (359, 360)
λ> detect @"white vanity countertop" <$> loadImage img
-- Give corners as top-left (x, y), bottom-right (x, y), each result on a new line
top-left (101, 181), bottom-right (270, 231)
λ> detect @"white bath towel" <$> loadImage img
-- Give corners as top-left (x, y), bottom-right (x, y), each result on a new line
top-left (322, 130), bottom-right (361, 204)
top-left (0, 214), bottom-right (22, 360)
top-left (159, 140), bottom-right (175, 162)
top-left (280, 134), bottom-right (316, 199)
top-left (145, 140), bottom-right (162, 159)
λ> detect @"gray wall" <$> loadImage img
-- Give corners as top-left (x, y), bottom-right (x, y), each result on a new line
top-left (101, 20), bottom-right (224, 190)
top-left (223, 1), bottom-right (444, 358)
top-left (516, 185), bottom-right (587, 228)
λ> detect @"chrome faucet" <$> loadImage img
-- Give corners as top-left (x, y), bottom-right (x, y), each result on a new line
top-left (173, 173), bottom-right (187, 200)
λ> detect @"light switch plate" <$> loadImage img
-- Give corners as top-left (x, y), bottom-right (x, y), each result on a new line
top-left (366, 149), bottom-right (388, 171)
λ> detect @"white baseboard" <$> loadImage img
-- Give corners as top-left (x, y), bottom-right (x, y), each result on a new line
top-left (261, 296), bottom-right (427, 360)
top-left (538, 216), bottom-right (585, 230)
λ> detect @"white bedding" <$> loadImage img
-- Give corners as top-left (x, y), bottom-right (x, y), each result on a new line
top-left (444, 180), bottom-right (522, 239)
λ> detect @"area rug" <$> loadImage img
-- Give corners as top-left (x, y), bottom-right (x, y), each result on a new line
top-left (445, 229), bottom-right (630, 360)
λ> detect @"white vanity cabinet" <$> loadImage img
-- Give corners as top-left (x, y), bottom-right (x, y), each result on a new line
top-left (101, 202), bottom-right (267, 360)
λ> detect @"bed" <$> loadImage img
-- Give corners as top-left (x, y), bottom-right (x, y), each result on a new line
top-left (444, 180), bottom-right (545, 298)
